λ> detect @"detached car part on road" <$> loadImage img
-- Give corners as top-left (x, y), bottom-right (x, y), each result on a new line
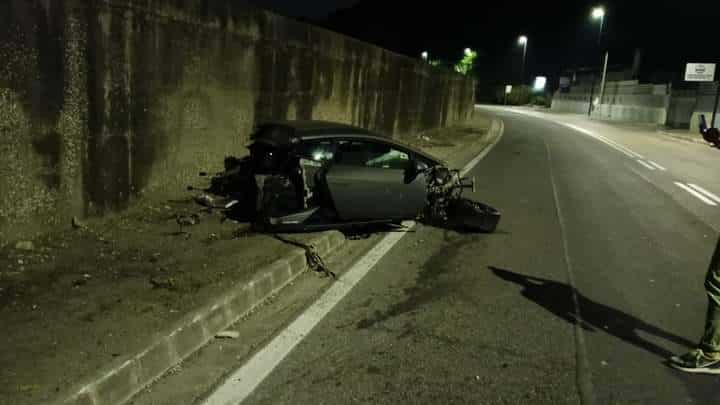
top-left (195, 121), bottom-right (500, 233)
top-left (699, 114), bottom-right (720, 148)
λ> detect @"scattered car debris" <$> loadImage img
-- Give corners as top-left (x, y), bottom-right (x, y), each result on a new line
top-left (273, 234), bottom-right (335, 278)
top-left (699, 114), bottom-right (720, 148)
top-left (194, 194), bottom-right (216, 208)
top-left (150, 275), bottom-right (176, 290)
top-left (176, 213), bottom-right (201, 227)
top-left (71, 216), bottom-right (87, 230)
top-left (215, 330), bottom-right (240, 339)
top-left (14, 241), bottom-right (34, 251)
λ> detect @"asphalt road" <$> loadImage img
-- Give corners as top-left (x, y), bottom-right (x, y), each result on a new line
top-left (148, 109), bottom-right (720, 405)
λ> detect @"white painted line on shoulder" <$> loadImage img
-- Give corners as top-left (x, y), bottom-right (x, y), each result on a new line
top-left (636, 160), bottom-right (656, 170)
top-left (461, 120), bottom-right (504, 176)
top-left (647, 161), bottom-right (667, 171)
top-left (563, 123), bottom-right (643, 159)
top-left (203, 224), bottom-right (412, 405)
top-left (593, 134), bottom-right (644, 159)
top-left (687, 184), bottom-right (720, 204)
top-left (675, 182), bottom-right (718, 206)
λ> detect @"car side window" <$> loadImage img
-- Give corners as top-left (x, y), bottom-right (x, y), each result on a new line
top-left (335, 140), bottom-right (410, 170)
top-left (298, 140), bottom-right (336, 162)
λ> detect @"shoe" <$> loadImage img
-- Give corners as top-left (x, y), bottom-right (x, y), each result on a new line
top-left (669, 349), bottom-right (720, 374)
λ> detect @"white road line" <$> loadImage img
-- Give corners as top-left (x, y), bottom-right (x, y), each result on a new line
top-left (636, 160), bottom-right (656, 170)
top-left (562, 123), bottom-right (644, 159)
top-left (461, 120), bottom-right (504, 175)
top-left (203, 225), bottom-right (412, 405)
top-left (675, 182), bottom-right (718, 206)
top-left (647, 161), bottom-right (667, 171)
top-left (203, 122), bottom-right (506, 405)
top-left (594, 135), bottom-right (644, 159)
top-left (688, 184), bottom-right (720, 204)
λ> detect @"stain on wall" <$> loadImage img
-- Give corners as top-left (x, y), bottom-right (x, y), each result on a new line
top-left (0, 0), bottom-right (476, 244)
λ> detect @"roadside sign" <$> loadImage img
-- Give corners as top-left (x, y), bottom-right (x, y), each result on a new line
top-left (505, 85), bottom-right (512, 94)
top-left (685, 63), bottom-right (716, 82)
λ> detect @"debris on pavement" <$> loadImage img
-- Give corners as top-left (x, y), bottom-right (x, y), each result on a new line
top-left (71, 216), bottom-right (87, 230)
top-left (176, 213), bottom-right (201, 227)
top-left (194, 194), bottom-right (216, 208)
top-left (273, 234), bottom-right (335, 278)
top-left (150, 275), bottom-right (176, 290)
top-left (71, 274), bottom-right (92, 287)
top-left (14, 241), bottom-right (34, 251)
top-left (215, 330), bottom-right (240, 339)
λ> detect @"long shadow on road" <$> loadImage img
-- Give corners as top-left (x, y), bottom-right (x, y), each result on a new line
top-left (489, 266), bottom-right (695, 358)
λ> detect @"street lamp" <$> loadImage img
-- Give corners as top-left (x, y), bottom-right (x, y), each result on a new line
top-left (464, 48), bottom-right (473, 56)
top-left (518, 35), bottom-right (528, 84)
top-left (591, 7), bottom-right (606, 45)
top-left (421, 51), bottom-right (429, 61)
top-left (587, 6), bottom-right (607, 116)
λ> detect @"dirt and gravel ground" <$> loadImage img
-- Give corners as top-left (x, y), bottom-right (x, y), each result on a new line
top-left (0, 114), bottom-right (493, 405)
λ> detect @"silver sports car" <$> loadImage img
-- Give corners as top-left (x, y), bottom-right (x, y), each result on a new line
top-left (197, 120), bottom-right (500, 233)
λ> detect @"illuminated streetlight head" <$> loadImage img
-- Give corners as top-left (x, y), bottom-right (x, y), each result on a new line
top-left (464, 48), bottom-right (473, 56)
top-left (592, 7), bottom-right (605, 19)
top-left (518, 35), bottom-right (528, 45)
top-left (421, 51), bottom-right (429, 60)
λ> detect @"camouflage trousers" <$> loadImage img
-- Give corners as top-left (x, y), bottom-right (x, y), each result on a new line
top-left (700, 235), bottom-right (720, 353)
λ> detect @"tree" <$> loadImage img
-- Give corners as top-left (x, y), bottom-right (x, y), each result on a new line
top-left (454, 50), bottom-right (478, 76)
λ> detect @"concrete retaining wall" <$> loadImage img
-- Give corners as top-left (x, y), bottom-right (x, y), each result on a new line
top-left (591, 104), bottom-right (667, 125)
top-left (552, 81), bottom-right (669, 125)
top-left (550, 99), bottom-right (591, 114)
top-left (0, 0), bottom-right (476, 243)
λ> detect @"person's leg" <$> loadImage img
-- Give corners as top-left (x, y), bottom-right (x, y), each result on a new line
top-left (670, 236), bottom-right (720, 374)
top-left (699, 235), bottom-right (720, 354)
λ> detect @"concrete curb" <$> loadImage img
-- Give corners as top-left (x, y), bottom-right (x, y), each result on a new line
top-left (61, 231), bottom-right (347, 405)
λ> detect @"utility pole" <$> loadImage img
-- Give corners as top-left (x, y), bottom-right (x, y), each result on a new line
top-left (598, 52), bottom-right (610, 115)
top-left (712, 81), bottom-right (720, 128)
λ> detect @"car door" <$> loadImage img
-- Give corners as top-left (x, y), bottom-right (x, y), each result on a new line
top-left (324, 139), bottom-right (427, 221)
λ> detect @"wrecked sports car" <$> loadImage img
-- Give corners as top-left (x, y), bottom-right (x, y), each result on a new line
top-left (195, 121), bottom-right (500, 233)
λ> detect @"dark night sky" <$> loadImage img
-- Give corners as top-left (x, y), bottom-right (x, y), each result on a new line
top-left (253, 0), bottom-right (720, 89)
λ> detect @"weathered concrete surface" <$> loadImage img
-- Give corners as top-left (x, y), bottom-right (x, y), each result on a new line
top-left (551, 81), bottom-right (670, 126)
top-left (0, 0), bottom-right (476, 244)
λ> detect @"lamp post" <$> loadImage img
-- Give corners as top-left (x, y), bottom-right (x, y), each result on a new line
top-left (421, 51), bottom-right (429, 62)
top-left (592, 7), bottom-right (605, 44)
top-left (587, 6), bottom-right (606, 116)
top-left (518, 36), bottom-right (528, 85)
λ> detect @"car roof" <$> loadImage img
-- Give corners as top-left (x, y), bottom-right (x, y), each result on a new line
top-left (257, 120), bottom-right (377, 137)
top-left (252, 120), bottom-right (444, 166)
